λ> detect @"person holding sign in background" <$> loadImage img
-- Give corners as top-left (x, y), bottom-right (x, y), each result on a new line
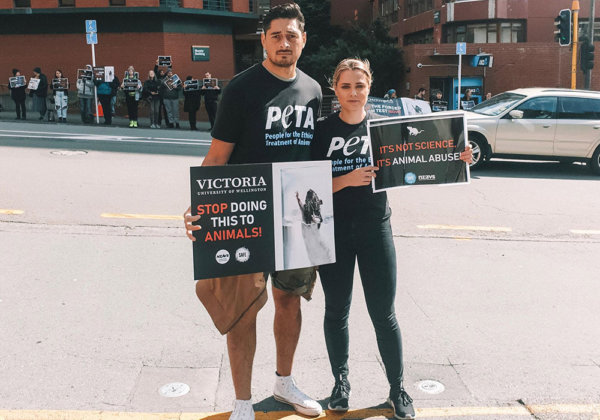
top-left (29, 67), bottom-right (48, 121)
top-left (311, 58), bottom-right (473, 419)
top-left (184, 4), bottom-right (323, 419)
top-left (9, 69), bottom-right (27, 120)
top-left (77, 65), bottom-right (95, 123)
top-left (144, 70), bottom-right (162, 128)
top-left (201, 71), bottom-right (220, 129)
top-left (161, 68), bottom-right (181, 128)
top-left (184, 75), bottom-right (201, 131)
top-left (121, 65), bottom-right (143, 128)
top-left (52, 69), bottom-right (69, 123)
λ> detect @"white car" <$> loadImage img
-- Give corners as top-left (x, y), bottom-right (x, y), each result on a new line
top-left (465, 88), bottom-right (600, 174)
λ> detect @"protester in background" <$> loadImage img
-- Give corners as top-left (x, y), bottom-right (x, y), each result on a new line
top-left (29, 67), bottom-right (48, 121)
top-left (52, 69), bottom-right (69, 123)
top-left (121, 65), bottom-right (143, 128)
top-left (154, 59), bottom-right (171, 128)
top-left (9, 69), bottom-right (27, 120)
top-left (485, 92), bottom-right (492, 101)
top-left (144, 70), bottom-right (161, 128)
top-left (383, 89), bottom-right (397, 99)
top-left (312, 58), bottom-right (473, 419)
top-left (183, 75), bottom-right (201, 131)
top-left (95, 74), bottom-right (119, 125)
top-left (161, 68), bottom-right (181, 128)
top-left (77, 65), bottom-right (95, 124)
top-left (201, 71), bottom-right (220, 130)
top-left (414, 87), bottom-right (426, 100)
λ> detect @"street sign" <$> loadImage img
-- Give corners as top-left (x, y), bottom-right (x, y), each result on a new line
top-left (471, 54), bottom-right (493, 67)
top-left (456, 42), bottom-right (467, 55)
top-left (86, 32), bottom-right (98, 45)
top-left (85, 20), bottom-right (97, 33)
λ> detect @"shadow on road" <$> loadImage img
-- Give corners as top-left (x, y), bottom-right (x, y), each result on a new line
top-left (471, 159), bottom-right (600, 181)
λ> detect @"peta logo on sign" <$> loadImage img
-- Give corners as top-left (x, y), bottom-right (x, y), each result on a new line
top-left (266, 106), bottom-right (314, 130)
top-left (326, 136), bottom-right (370, 157)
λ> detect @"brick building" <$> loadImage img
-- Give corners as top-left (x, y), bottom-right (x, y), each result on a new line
top-left (0, 0), bottom-right (274, 93)
top-left (335, 0), bottom-right (600, 108)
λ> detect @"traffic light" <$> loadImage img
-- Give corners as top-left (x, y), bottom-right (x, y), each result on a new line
top-left (554, 9), bottom-right (572, 46)
top-left (581, 36), bottom-right (595, 71)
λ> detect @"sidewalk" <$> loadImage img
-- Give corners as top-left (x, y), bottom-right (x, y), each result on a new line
top-left (0, 107), bottom-right (212, 132)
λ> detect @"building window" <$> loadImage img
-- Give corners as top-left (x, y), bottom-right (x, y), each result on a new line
top-left (13, 0), bottom-right (30, 7)
top-left (110, 0), bottom-right (126, 5)
top-left (404, 29), bottom-right (434, 45)
top-left (203, 0), bottom-right (229, 10)
top-left (405, 0), bottom-right (432, 18)
top-left (59, 0), bottom-right (75, 6)
top-left (380, 0), bottom-right (398, 23)
top-left (578, 19), bottom-right (600, 41)
top-left (445, 21), bottom-right (525, 43)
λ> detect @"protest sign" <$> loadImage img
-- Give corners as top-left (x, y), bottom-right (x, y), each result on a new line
top-left (365, 97), bottom-right (404, 117)
top-left (401, 98), bottom-right (432, 115)
top-left (368, 111), bottom-right (469, 191)
top-left (190, 161), bottom-right (335, 280)
top-left (9, 76), bottom-right (26, 88)
top-left (27, 78), bottom-right (40, 90)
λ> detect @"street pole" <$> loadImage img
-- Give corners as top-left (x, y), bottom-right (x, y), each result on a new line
top-left (585, 0), bottom-right (596, 89)
top-left (91, 43), bottom-right (99, 124)
top-left (457, 54), bottom-right (462, 109)
top-left (572, 0), bottom-right (580, 89)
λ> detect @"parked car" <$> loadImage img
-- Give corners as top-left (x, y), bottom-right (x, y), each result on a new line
top-left (465, 88), bottom-right (600, 174)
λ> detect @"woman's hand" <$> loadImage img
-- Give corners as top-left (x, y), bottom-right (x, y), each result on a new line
top-left (183, 206), bottom-right (201, 241)
top-left (333, 166), bottom-right (379, 192)
top-left (460, 144), bottom-right (474, 164)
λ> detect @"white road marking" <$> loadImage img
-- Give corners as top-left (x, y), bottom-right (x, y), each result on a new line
top-left (417, 224), bottom-right (512, 232)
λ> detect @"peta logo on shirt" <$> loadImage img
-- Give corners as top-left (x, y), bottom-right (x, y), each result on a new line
top-left (266, 105), bottom-right (315, 130)
top-left (326, 136), bottom-right (370, 157)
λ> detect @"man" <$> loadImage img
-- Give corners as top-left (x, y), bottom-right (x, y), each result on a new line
top-left (76, 65), bottom-right (95, 123)
top-left (414, 87), bottom-right (426, 100)
top-left (29, 67), bottom-right (48, 120)
top-left (184, 4), bottom-right (323, 420)
top-left (201, 71), bottom-right (220, 130)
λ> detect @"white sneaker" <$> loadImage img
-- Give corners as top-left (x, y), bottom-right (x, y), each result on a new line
top-left (229, 399), bottom-right (254, 420)
top-left (273, 374), bottom-right (323, 416)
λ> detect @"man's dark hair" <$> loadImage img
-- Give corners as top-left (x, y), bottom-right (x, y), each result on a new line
top-left (262, 2), bottom-right (305, 33)
top-left (418, 87), bottom-right (426, 94)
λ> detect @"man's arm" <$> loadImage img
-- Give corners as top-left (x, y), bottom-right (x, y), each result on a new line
top-left (184, 138), bottom-right (235, 241)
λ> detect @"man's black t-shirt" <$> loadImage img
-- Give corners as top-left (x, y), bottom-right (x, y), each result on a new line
top-left (312, 112), bottom-right (389, 221)
top-left (211, 64), bottom-right (322, 164)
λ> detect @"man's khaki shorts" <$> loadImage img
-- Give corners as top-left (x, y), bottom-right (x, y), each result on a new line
top-left (196, 267), bottom-right (317, 335)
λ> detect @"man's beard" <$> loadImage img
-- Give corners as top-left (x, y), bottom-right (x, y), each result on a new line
top-left (268, 53), bottom-right (296, 68)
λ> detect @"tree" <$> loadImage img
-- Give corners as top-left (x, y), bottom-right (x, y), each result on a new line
top-left (296, 0), bottom-right (404, 97)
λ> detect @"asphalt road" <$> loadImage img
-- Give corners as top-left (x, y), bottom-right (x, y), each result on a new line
top-left (1, 119), bottom-right (600, 420)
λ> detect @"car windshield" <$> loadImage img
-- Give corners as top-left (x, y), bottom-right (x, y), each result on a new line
top-left (470, 92), bottom-right (526, 116)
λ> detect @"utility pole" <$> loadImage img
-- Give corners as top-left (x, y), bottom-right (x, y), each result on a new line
top-left (572, 0), bottom-right (580, 89)
top-left (585, 0), bottom-right (596, 89)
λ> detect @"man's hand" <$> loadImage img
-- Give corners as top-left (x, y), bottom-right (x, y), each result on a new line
top-left (184, 206), bottom-right (201, 241)
top-left (460, 144), bottom-right (474, 164)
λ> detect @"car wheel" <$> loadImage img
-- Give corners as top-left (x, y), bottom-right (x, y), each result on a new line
top-left (468, 133), bottom-right (487, 169)
top-left (591, 146), bottom-right (600, 175)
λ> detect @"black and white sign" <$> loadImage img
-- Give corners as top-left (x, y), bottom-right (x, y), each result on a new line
top-left (367, 112), bottom-right (470, 191)
top-left (27, 78), bottom-right (40, 90)
top-left (158, 56), bottom-right (172, 67)
top-left (184, 79), bottom-right (200, 91)
top-left (52, 78), bottom-right (69, 90)
top-left (9, 76), bottom-right (26, 88)
top-left (190, 161), bottom-right (335, 280)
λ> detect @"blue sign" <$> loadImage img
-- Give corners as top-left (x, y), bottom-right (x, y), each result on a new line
top-left (456, 42), bottom-right (467, 55)
top-left (471, 54), bottom-right (493, 67)
top-left (85, 20), bottom-right (97, 33)
top-left (86, 32), bottom-right (98, 45)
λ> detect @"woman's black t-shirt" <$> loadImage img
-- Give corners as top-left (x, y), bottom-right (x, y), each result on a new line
top-left (312, 112), bottom-right (389, 221)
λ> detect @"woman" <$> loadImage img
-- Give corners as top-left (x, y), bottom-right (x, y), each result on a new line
top-left (121, 66), bottom-right (143, 128)
top-left (161, 68), bottom-right (181, 128)
top-left (52, 69), bottom-right (69, 123)
top-left (312, 58), bottom-right (472, 419)
top-left (183, 75), bottom-right (201, 130)
top-left (144, 70), bottom-right (161, 128)
top-left (9, 69), bottom-right (27, 120)
top-left (29, 67), bottom-right (48, 121)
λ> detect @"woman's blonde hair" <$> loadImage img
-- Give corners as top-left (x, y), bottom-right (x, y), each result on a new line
top-left (332, 58), bottom-right (373, 88)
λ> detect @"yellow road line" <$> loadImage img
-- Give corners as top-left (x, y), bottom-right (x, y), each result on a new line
top-left (417, 224), bottom-right (512, 233)
top-left (0, 209), bottom-right (24, 215)
top-left (2, 404), bottom-right (600, 420)
top-left (571, 229), bottom-right (600, 235)
top-left (100, 213), bottom-right (183, 221)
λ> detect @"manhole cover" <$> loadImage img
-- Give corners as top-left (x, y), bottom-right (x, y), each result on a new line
top-left (50, 150), bottom-right (88, 156)
top-left (158, 382), bottom-right (190, 398)
top-left (416, 379), bottom-right (445, 394)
